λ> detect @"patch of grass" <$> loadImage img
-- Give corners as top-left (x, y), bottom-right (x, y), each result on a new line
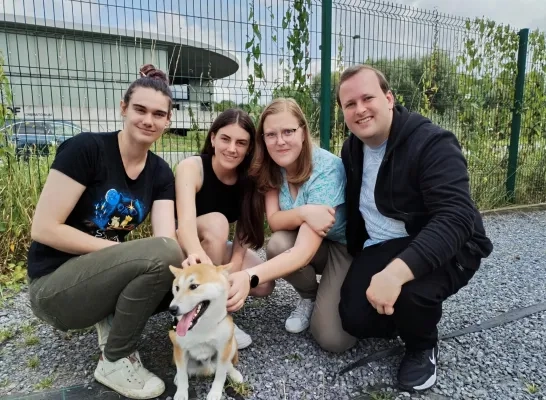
top-left (152, 131), bottom-right (206, 153)
top-left (0, 260), bottom-right (27, 306)
top-left (24, 335), bottom-right (40, 346)
top-left (368, 392), bottom-right (395, 400)
top-left (0, 143), bottom-right (51, 274)
top-left (27, 355), bottom-right (40, 369)
top-left (225, 378), bottom-right (253, 397)
top-left (284, 353), bottom-right (302, 361)
top-left (525, 382), bottom-right (540, 394)
top-left (0, 327), bottom-right (15, 343)
top-left (0, 261), bottom-right (27, 287)
top-left (21, 322), bottom-right (36, 336)
top-left (356, 383), bottom-right (396, 400)
top-left (34, 375), bottom-right (55, 391)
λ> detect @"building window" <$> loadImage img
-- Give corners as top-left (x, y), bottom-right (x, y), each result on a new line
top-left (171, 84), bottom-right (189, 102)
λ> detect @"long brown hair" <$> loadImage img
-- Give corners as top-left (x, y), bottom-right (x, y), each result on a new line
top-left (201, 109), bottom-right (264, 249)
top-left (249, 98), bottom-right (313, 193)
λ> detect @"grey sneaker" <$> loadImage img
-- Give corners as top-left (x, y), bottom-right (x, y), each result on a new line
top-left (234, 324), bottom-right (252, 350)
top-left (94, 352), bottom-right (165, 399)
top-left (285, 298), bottom-right (314, 333)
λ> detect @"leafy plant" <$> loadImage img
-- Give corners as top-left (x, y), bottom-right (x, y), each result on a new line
top-left (244, 1), bottom-right (266, 122)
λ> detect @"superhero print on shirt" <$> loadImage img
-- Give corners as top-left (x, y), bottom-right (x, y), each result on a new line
top-left (83, 188), bottom-right (146, 241)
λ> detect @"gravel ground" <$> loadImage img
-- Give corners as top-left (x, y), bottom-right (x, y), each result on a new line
top-left (1, 210), bottom-right (545, 400)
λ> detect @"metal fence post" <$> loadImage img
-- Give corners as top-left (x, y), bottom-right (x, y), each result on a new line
top-left (319, 0), bottom-right (333, 151)
top-left (506, 28), bottom-right (529, 203)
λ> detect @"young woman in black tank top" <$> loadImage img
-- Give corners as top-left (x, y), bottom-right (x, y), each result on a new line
top-left (174, 108), bottom-right (273, 349)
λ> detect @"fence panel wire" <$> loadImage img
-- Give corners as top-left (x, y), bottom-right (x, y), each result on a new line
top-left (0, 0), bottom-right (545, 209)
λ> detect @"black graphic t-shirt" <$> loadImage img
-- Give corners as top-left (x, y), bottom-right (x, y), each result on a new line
top-left (27, 131), bottom-right (175, 279)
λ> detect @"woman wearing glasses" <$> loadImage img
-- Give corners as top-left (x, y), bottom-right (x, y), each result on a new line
top-left (223, 97), bottom-right (357, 353)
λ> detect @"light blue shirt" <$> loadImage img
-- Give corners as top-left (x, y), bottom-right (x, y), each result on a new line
top-left (278, 146), bottom-right (347, 244)
top-left (359, 140), bottom-right (408, 247)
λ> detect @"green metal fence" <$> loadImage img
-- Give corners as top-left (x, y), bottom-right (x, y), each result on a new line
top-left (325, 2), bottom-right (546, 208)
top-left (1, 0), bottom-right (545, 210)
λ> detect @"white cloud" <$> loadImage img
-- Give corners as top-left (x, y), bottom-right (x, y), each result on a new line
top-left (0, 0), bottom-right (102, 24)
top-left (389, 0), bottom-right (546, 31)
top-left (129, 11), bottom-right (227, 49)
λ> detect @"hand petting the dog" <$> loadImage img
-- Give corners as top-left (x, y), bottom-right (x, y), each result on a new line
top-left (180, 253), bottom-right (251, 313)
top-left (181, 252), bottom-right (212, 268)
top-left (226, 271), bottom-right (250, 312)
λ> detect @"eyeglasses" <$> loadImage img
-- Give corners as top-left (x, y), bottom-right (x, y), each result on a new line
top-left (262, 125), bottom-right (302, 144)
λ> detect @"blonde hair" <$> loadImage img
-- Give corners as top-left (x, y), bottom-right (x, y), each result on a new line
top-left (249, 98), bottom-right (313, 193)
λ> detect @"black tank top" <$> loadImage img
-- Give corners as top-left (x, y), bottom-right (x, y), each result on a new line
top-left (195, 154), bottom-right (242, 223)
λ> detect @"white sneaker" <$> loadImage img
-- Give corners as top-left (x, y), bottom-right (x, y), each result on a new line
top-left (95, 314), bottom-right (113, 352)
top-left (234, 324), bottom-right (252, 350)
top-left (285, 298), bottom-right (314, 333)
top-left (94, 352), bottom-right (165, 399)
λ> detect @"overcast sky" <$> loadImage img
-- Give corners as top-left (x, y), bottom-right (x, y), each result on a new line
top-left (389, 0), bottom-right (546, 31)
top-left (2, 0), bottom-right (545, 104)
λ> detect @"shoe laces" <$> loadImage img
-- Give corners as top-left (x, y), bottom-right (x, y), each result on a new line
top-left (123, 353), bottom-right (146, 384)
top-left (290, 298), bottom-right (314, 320)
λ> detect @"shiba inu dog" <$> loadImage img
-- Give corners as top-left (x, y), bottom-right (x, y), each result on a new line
top-left (168, 263), bottom-right (243, 400)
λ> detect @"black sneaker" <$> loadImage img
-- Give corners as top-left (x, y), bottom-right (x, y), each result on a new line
top-left (397, 344), bottom-right (439, 392)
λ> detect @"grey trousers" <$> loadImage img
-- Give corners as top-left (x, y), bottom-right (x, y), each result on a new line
top-left (28, 237), bottom-right (183, 361)
top-left (266, 230), bottom-right (357, 353)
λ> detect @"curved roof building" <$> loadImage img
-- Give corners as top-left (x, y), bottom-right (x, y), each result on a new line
top-left (0, 13), bottom-right (239, 133)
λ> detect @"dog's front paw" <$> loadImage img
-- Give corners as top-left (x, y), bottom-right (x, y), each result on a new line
top-left (174, 389), bottom-right (189, 400)
top-left (206, 390), bottom-right (223, 400)
top-left (229, 369), bottom-right (243, 383)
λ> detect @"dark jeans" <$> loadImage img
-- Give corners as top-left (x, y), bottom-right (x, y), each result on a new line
top-left (339, 236), bottom-right (476, 351)
top-left (28, 237), bottom-right (183, 361)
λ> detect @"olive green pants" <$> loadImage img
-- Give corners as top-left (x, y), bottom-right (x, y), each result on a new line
top-left (28, 237), bottom-right (183, 361)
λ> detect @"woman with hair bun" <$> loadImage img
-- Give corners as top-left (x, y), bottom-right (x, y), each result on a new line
top-left (27, 64), bottom-right (182, 399)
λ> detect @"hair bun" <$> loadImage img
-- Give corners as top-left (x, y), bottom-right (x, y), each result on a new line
top-left (139, 64), bottom-right (168, 84)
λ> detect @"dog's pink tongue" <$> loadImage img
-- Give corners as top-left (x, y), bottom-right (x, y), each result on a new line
top-left (176, 305), bottom-right (198, 336)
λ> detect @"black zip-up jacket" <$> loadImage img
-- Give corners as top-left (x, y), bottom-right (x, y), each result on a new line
top-left (341, 105), bottom-right (493, 279)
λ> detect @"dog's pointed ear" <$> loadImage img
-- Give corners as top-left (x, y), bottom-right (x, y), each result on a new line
top-left (169, 265), bottom-right (183, 277)
top-left (216, 263), bottom-right (233, 276)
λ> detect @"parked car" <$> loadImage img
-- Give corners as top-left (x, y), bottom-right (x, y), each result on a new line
top-left (0, 119), bottom-right (83, 157)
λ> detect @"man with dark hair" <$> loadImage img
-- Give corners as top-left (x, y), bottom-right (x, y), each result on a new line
top-left (337, 64), bottom-right (493, 392)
